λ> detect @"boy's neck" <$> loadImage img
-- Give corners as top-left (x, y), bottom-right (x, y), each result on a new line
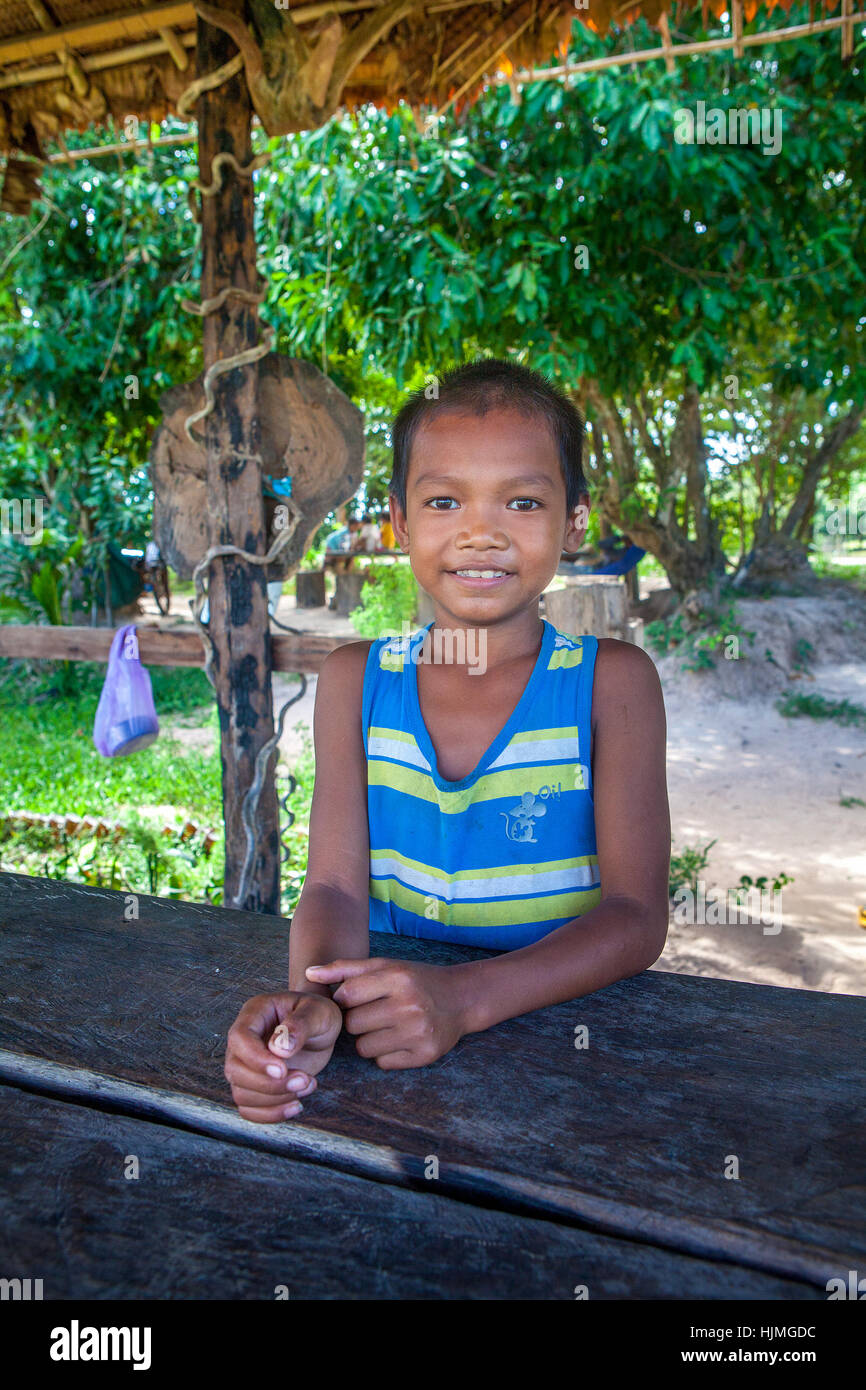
top-left (427, 608), bottom-right (545, 674)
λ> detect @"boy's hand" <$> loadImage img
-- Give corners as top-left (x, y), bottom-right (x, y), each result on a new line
top-left (224, 991), bottom-right (343, 1123)
top-left (306, 959), bottom-right (466, 1069)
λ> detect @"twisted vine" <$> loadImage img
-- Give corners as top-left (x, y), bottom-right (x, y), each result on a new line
top-left (176, 50), bottom-right (304, 909)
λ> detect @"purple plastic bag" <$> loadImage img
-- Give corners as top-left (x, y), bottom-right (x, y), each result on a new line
top-left (93, 625), bottom-right (159, 758)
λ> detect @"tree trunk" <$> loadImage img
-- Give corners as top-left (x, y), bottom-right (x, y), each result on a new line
top-left (581, 380), bottom-right (728, 597)
top-left (197, 7), bottom-right (279, 912)
top-left (734, 401), bottom-right (865, 592)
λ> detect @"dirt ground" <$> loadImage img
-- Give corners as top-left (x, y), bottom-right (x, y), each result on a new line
top-left (146, 580), bottom-right (866, 998)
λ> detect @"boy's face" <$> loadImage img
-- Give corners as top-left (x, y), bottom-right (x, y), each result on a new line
top-left (390, 407), bottom-right (588, 624)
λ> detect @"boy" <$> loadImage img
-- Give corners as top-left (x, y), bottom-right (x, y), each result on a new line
top-left (225, 359), bottom-right (670, 1122)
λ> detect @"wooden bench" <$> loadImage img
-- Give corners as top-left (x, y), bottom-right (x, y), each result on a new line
top-left (0, 871), bottom-right (862, 1299)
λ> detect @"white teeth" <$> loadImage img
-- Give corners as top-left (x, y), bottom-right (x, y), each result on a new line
top-left (455, 569), bottom-right (507, 578)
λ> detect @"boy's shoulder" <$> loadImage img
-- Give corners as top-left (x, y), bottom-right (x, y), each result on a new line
top-left (317, 639), bottom-right (374, 698)
top-left (591, 636), bottom-right (664, 727)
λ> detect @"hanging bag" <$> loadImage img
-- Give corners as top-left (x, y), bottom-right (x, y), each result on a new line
top-left (93, 625), bottom-right (160, 757)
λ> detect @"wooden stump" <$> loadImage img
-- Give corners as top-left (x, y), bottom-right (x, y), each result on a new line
top-left (333, 571), bottom-right (366, 616)
top-left (543, 578), bottom-right (643, 645)
top-left (295, 569), bottom-right (326, 608)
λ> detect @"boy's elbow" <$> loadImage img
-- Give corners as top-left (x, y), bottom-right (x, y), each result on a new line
top-left (606, 893), bottom-right (668, 972)
top-left (641, 902), bottom-right (669, 969)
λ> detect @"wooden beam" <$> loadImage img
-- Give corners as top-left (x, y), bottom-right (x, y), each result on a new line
top-left (496, 11), bottom-right (866, 84)
top-left (0, 4), bottom-right (195, 67)
top-left (196, 2), bottom-right (279, 913)
top-left (158, 26), bottom-right (190, 71)
top-left (45, 131), bottom-right (199, 163)
top-left (0, 31), bottom-right (195, 92)
top-left (657, 12), bottom-right (676, 74)
top-left (0, 624), bottom-right (353, 673)
top-left (0, 0), bottom-right (400, 73)
top-left (732, 0), bottom-right (745, 58)
top-left (842, 0), bottom-right (854, 58)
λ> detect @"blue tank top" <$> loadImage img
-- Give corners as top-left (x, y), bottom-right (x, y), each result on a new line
top-left (362, 618), bottom-right (601, 950)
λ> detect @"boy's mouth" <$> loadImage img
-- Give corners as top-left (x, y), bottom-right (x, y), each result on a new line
top-left (447, 568), bottom-right (513, 588)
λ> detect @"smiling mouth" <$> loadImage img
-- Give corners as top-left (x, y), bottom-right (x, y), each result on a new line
top-left (448, 568), bottom-right (513, 583)
top-left (447, 567), bottom-right (514, 583)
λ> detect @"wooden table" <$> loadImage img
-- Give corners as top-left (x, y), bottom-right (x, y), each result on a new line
top-left (1, 871), bottom-right (863, 1300)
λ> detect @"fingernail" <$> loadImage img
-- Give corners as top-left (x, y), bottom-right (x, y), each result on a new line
top-left (283, 1102), bottom-right (303, 1118)
top-left (306, 967), bottom-right (323, 976)
top-left (266, 1064), bottom-right (283, 1078)
top-left (286, 1075), bottom-right (307, 1091)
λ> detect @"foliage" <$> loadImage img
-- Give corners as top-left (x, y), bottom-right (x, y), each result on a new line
top-left (645, 598), bottom-right (756, 672)
top-left (775, 691), bottom-right (866, 727)
top-left (0, 657), bottom-right (221, 818)
top-left (736, 871), bottom-right (794, 896)
top-left (0, 655), bottom-right (317, 908)
top-left (669, 840), bottom-right (716, 897)
top-left (0, 810), bottom-right (224, 901)
top-left (1, 8), bottom-right (863, 599)
top-left (348, 559), bottom-right (418, 638)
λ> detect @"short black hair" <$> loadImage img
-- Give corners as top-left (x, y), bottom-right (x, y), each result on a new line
top-left (388, 357), bottom-right (589, 516)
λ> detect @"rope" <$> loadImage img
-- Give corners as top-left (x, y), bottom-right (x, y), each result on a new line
top-left (176, 52), bottom-right (244, 119)
top-left (194, 149), bottom-right (271, 197)
top-left (183, 319), bottom-right (276, 444)
top-left (175, 51), bottom-right (301, 910)
top-left (189, 501), bottom-right (307, 911)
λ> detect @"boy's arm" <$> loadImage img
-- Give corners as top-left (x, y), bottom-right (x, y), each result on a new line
top-left (450, 639), bottom-right (671, 1035)
top-left (288, 641), bottom-right (372, 1000)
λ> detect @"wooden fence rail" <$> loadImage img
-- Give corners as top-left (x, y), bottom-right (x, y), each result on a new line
top-left (0, 623), bottom-right (354, 673)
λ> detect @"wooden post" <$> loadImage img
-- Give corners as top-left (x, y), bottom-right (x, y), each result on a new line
top-left (197, 5), bottom-right (279, 913)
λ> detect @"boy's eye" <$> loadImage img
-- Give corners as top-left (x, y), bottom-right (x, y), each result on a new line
top-left (425, 497), bottom-right (541, 511)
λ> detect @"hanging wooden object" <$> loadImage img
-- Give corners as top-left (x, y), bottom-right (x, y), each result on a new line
top-left (149, 354), bottom-right (364, 583)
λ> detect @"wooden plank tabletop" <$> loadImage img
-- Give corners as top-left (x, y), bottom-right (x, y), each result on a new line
top-left (1, 871), bottom-right (863, 1293)
top-left (0, 1082), bottom-right (817, 1300)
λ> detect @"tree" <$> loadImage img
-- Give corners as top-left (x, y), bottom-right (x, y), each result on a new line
top-left (255, 5), bottom-right (865, 592)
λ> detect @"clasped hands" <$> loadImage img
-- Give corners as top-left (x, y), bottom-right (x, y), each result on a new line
top-left (224, 959), bottom-right (468, 1124)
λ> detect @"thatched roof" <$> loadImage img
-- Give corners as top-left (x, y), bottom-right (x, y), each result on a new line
top-left (0, 0), bottom-right (825, 162)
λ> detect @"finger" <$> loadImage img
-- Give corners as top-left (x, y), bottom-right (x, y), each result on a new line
top-left (353, 1025), bottom-right (408, 1060)
top-left (268, 999), bottom-right (336, 1060)
top-left (231, 1083), bottom-right (307, 1111)
top-left (227, 1061), bottom-right (313, 1096)
top-left (342, 999), bottom-right (398, 1036)
top-left (305, 957), bottom-right (387, 985)
top-left (331, 970), bottom-right (400, 1010)
top-left (229, 995), bottom-right (286, 1071)
top-left (236, 1098), bottom-right (306, 1124)
top-left (374, 1051), bottom-right (421, 1072)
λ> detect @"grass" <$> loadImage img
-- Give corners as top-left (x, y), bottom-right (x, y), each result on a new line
top-left (0, 657), bottom-right (315, 911)
top-left (775, 691), bottom-right (866, 729)
top-left (811, 549), bottom-right (866, 592)
top-left (0, 659), bottom-right (222, 819)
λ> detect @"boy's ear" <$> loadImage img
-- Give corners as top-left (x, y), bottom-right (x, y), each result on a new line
top-left (564, 495), bottom-right (591, 551)
top-left (390, 494), bottom-right (410, 550)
